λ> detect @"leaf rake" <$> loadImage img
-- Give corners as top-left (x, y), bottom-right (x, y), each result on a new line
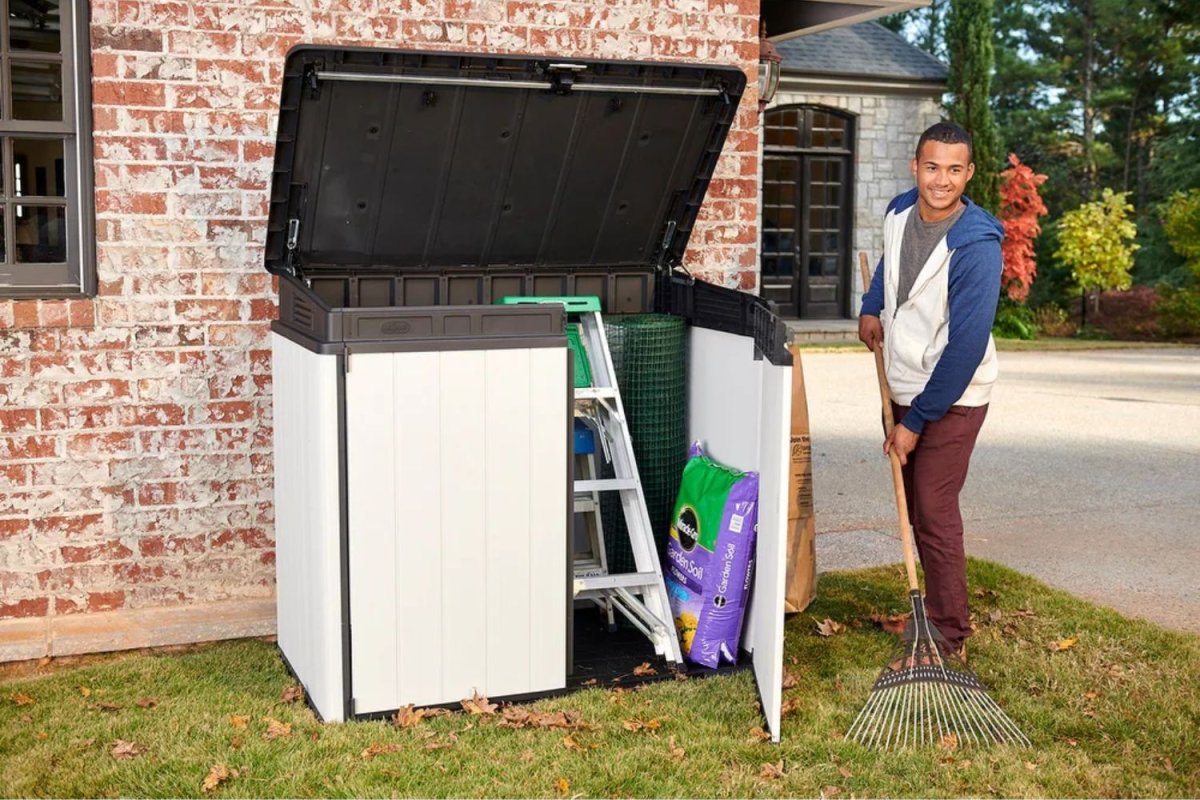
top-left (848, 254), bottom-right (1030, 750)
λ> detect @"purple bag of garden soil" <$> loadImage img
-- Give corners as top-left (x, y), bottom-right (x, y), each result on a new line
top-left (665, 442), bottom-right (759, 669)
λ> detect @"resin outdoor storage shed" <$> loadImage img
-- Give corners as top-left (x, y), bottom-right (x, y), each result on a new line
top-left (268, 46), bottom-right (794, 741)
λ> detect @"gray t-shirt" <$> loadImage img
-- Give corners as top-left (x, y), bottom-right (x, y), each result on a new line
top-left (897, 201), bottom-right (966, 306)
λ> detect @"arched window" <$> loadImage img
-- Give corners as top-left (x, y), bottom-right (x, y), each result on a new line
top-left (761, 105), bottom-right (854, 319)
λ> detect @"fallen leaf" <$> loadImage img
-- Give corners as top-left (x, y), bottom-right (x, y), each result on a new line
top-left (781, 698), bottom-right (802, 717)
top-left (1014, 608), bottom-right (1037, 618)
top-left (202, 764), bottom-right (229, 793)
top-left (781, 670), bottom-right (799, 689)
top-left (423, 738), bottom-right (452, 751)
top-left (581, 678), bottom-right (598, 687)
top-left (1062, 737), bottom-right (1079, 747)
top-left (88, 702), bottom-right (121, 713)
top-left (73, 737), bottom-right (97, 751)
top-left (1164, 757), bottom-right (1175, 774)
top-left (500, 707), bottom-right (532, 728)
top-left (460, 690), bottom-right (498, 716)
top-left (9, 692), bottom-right (34, 706)
top-left (668, 735), bottom-right (685, 762)
top-left (760, 760), bottom-right (785, 779)
top-left (749, 726), bottom-right (771, 742)
top-left (938, 733), bottom-right (959, 751)
top-left (229, 714), bottom-right (249, 729)
top-left (958, 759), bottom-right (973, 769)
top-left (1051, 637), bottom-right (1078, 652)
top-left (1083, 690), bottom-right (1099, 700)
top-left (519, 749), bottom-right (535, 764)
top-left (823, 786), bottom-right (843, 797)
top-left (111, 740), bottom-right (144, 760)
top-left (136, 697), bottom-right (158, 709)
top-left (838, 765), bottom-right (853, 779)
top-left (361, 742), bottom-right (403, 760)
top-left (972, 588), bottom-right (999, 598)
top-left (78, 686), bottom-right (92, 698)
top-left (554, 777), bottom-right (571, 796)
top-left (229, 735), bottom-right (244, 750)
top-left (815, 618), bottom-right (845, 637)
top-left (1083, 708), bottom-right (1096, 718)
top-left (1024, 761), bottom-right (1038, 771)
top-left (280, 685), bottom-right (303, 704)
top-left (393, 705), bottom-right (429, 727)
top-left (562, 734), bottom-right (587, 752)
top-left (869, 612), bottom-right (910, 636)
top-left (37, 656), bottom-right (51, 667)
top-left (18, 714), bottom-right (32, 724)
top-left (674, 670), bottom-right (689, 682)
top-left (632, 662), bottom-right (657, 677)
top-left (988, 610), bottom-right (1003, 623)
top-left (263, 718), bottom-right (291, 739)
top-left (34, 731), bottom-right (48, 740)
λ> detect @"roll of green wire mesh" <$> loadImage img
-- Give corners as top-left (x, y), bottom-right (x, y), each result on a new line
top-left (598, 314), bottom-right (688, 572)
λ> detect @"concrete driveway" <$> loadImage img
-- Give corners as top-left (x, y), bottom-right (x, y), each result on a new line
top-left (801, 346), bottom-right (1200, 633)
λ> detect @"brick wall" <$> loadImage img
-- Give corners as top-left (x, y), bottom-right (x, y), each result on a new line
top-left (0, 0), bottom-right (761, 656)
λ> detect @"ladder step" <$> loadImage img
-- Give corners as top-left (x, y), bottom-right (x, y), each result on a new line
top-left (574, 387), bottom-right (617, 400)
top-left (575, 478), bottom-right (637, 493)
top-left (574, 572), bottom-right (663, 594)
top-left (573, 495), bottom-right (597, 513)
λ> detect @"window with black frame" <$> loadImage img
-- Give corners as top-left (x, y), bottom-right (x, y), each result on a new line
top-left (0, 0), bottom-right (93, 298)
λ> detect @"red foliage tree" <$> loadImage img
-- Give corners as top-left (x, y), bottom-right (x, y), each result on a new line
top-left (997, 153), bottom-right (1049, 301)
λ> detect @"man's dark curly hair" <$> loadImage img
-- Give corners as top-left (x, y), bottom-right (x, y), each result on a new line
top-left (916, 121), bottom-right (974, 163)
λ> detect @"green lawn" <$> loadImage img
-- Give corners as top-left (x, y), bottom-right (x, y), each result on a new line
top-left (2, 559), bottom-right (1197, 798)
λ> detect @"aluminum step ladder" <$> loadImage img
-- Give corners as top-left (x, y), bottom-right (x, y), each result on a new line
top-left (499, 295), bottom-right (683, 667)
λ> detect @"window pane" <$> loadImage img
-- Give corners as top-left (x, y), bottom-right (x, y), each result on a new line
top-left (15, 205), bottom-right (66, 262)
top-left (11, 62), bottom-right (64, 121)
top-left (14, 138), bottom-right (66, 197)
top-left (776, 255), bottom-right (795, 276)
top-left (9, 0), bottom-right (62, 53)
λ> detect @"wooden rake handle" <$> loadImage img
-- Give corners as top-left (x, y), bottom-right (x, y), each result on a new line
top-left (858, 252), bottom-right (921, 592)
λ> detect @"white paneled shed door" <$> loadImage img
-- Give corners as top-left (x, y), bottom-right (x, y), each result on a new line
top-left (688, 326), bottom-right (790, 742)
top-left (343, 346), bottom-right (568, 715)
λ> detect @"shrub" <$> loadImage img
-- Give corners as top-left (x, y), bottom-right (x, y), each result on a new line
top-left (1032, 304), bottom-right (1076, 337)
top-left (992, 299), bottom-right (1038, 339)
top-left (998, 154), bottom-right (1049, 301)
top-left (1155, 286), bottom-right (1200, 339)
top-left (1088, 286), bottom-right (1161, 340)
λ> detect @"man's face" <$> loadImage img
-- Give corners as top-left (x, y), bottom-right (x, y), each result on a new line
top-left (910, 140), bottom-right (974, 220)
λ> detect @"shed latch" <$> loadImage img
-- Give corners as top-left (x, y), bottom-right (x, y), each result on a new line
top-left (656, 220), bottom-right (678, 271)
top-left (546, 62), bottom-right (587, 94)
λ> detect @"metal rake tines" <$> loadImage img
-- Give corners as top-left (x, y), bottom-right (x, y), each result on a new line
top-left (846, 666), bottom-right (1032, 749)
top-left (845, 599), bottom-right (1031, 749)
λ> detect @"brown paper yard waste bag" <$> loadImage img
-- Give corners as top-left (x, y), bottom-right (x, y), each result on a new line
top-left (785, 344), bottom-right (817, 613)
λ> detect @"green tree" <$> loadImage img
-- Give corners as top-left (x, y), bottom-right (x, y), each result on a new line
top-left (945, 0), bottom-right (1004, 213)
top-left (1055, 189), bottom-right (1140, 321)
top-left (1161, 189), bottom-right (1200, 280)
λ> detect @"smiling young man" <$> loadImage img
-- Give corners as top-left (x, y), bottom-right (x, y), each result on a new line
top-left (858, 121), bottom-right (1004, 660)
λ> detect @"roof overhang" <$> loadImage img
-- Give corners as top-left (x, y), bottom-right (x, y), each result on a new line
top-left (763, 0), bottom-right (930, 44)
top-left (777, 72), bottom-right (945, 96)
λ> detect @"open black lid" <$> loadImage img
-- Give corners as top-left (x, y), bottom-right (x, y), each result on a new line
top-left (266, 47), bottom-right (746, 278)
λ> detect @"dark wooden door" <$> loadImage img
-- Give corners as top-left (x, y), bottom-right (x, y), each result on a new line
top-left (761, 107), bottom-right (853, 320)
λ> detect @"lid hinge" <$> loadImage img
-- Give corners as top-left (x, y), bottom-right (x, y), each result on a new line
top-left (304, 61), bottom-right (323, 99)
top-left (285, 217), bottom-right (301, 277)
top-left (656, 220), bottom-right (678, 272)
top-left (716, 79), bottom-right (731, 105)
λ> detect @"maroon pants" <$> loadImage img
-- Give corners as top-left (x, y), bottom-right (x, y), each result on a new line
top-left (891, 403), bottom-right (988, 650)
